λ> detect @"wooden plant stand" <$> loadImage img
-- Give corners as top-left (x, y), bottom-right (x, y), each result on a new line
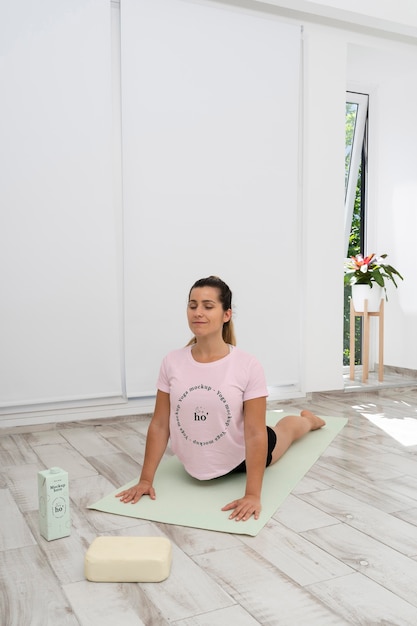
top-left (350, 297), bottom-right (384, 383)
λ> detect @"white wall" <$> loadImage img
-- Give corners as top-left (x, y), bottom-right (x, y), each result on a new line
top-left (253, 0), bottom-right (417, 38)
top-left (0, 0), bottom-right (124, 415)
top-left (2, 0), bottom-right (417, 426)
top-left (301, 26), bottom-right (346, 392)
top-left (368, 53), bottom-right (417, 369)
top-left (121, 0), bottom-right (303, 400)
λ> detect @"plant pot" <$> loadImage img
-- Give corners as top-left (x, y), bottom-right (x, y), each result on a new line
top-left (351, 284), bottom-right (383, 312)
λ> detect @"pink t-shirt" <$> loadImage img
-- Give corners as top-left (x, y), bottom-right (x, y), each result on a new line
top-left (157, 345), bottom-right (268, 480)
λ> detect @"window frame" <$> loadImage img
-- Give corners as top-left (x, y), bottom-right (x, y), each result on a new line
top-left (345, 92), bottom-right (368, 254)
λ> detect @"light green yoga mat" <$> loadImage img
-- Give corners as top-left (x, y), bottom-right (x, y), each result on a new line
top-left (88, 411), bottom-right (347, 536)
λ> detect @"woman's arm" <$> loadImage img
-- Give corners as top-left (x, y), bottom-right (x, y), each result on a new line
top-left (116, 390), bottom-right (170, 504)
top-left (221, 396), bottom-right (267, 521)
top-left (243, 396), bottom-right (268, 500)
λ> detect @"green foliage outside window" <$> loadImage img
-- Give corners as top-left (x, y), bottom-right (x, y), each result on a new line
top-left (343, 103), bottom-right (363, 365)
top-left (343, 174), bottom-right (362, 365)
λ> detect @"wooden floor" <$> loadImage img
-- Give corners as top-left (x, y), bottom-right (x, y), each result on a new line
top-left (2, 379), bottom-right (417, 625)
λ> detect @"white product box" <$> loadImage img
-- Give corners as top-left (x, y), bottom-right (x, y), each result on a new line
top-left (38, 467), bottom-right (71, 541)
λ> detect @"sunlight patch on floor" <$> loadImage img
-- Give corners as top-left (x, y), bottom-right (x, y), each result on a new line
top-left (361, 411), bottom-right (417, 446)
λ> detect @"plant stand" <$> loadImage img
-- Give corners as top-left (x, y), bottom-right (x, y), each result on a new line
top-left (350, 297), bottom-right (384, 383)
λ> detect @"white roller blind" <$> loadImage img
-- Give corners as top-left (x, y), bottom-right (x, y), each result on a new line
top-left (0, 0), bottom-right (123, 408)
top-left (122, 0), bottom-right (302, 398)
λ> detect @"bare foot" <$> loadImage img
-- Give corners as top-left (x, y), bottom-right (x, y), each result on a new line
top-left (300, 410), bottom-right (326, 430)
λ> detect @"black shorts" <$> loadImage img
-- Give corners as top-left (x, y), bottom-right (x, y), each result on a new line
top-left (226, 426), bottom-right (277, 475)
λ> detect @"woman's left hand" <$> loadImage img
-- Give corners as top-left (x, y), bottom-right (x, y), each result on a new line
top-left (221, 494), bottom-right (261, 521)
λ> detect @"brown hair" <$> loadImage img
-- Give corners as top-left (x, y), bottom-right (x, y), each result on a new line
top-left (187, 275), bottom-right (236, 346)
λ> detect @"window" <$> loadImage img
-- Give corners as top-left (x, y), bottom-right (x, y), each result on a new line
top-left (344, 92), bottom-right (368, 365)
top-left (345, 92), bottom-right (368, 253)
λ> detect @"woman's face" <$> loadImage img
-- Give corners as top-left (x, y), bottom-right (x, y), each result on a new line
top-left (187, 286), bottom-right (231, 340)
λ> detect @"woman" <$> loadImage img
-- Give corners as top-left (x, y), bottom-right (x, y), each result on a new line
top-left (116, 276), bottom-right (325, 522)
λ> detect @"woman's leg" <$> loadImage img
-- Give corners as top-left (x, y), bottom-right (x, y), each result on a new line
top-left (270, 410), bottom-right (326, 465)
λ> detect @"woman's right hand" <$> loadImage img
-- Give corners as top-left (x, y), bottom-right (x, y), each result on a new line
top-left (115, 480), bottom-right (155, 504)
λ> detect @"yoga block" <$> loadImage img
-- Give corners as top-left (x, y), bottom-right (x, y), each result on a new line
top-left (85, 536), bottom-right (172, 583)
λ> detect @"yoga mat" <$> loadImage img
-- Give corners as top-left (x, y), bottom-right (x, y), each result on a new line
top-left (88, 412), bottom-right (347, 536)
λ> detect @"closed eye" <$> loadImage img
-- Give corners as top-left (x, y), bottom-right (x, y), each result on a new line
top-left (188, 300), bottom-right (217, 309)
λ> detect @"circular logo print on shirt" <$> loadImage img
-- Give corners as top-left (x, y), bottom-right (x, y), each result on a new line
top-left (175, 385), bottom-right (232, 447)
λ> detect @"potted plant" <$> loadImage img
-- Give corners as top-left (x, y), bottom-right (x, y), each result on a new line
top-left (344, 253), bottom-right (403, 311)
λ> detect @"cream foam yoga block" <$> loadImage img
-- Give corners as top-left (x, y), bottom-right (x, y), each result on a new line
top-left (85, 536), bottom-right (172, 583)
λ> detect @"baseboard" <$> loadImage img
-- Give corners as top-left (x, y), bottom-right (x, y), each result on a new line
top-left (0, 397), bottom-right (155, 430)
top-left (383, 364), bottom-right (417, 379)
